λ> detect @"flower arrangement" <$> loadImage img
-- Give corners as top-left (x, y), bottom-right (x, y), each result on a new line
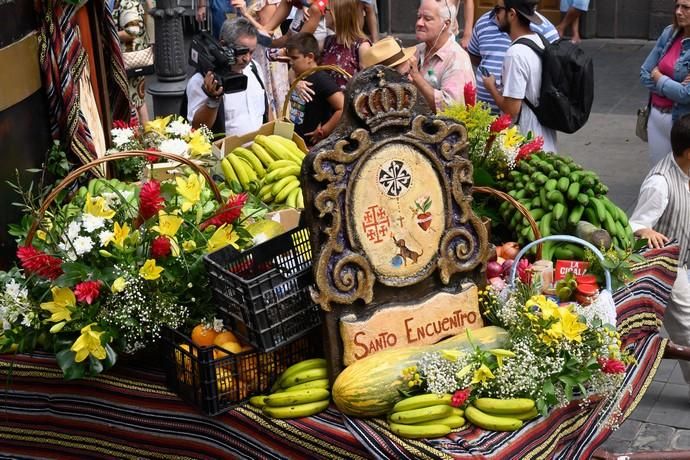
top-left (440, 97), bottom-right (545, 186)
top-left (109, 116), bottom-right (215, 180)
top-left (403, 284), bottom-right (632, 416)
top-left (0, 172), bottom-right (259, 379)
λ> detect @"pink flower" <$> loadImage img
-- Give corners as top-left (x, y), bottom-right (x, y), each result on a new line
top-left (138, 180), bottom-right (165, 221)
top-left (16, 246), bottom-right (63, 280)
top-left (598, 357), bottom-right (626, 374)
top-left (200, 193), bottom-right (248, 230)
top-left (451, 388), bottom-right (472, 407)
top-left (490, 114), bottom-right (512, 133)
top-left (151, 236), bottom-right (172, 259)
top-left (464, 82), bottom-right (476, 107)
top-left (515, 137), bottom-right (545, 162)
top-left (74, 280), bottom-right (102, 304)
top-left (517, 258), bottom-right (532, 284)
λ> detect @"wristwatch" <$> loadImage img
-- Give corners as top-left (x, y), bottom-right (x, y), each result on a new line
top-left (206, 97), bottom-right (221, 109)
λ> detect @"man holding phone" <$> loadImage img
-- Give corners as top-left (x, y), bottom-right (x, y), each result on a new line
top-left (468, 0), bottom-right (557, 113)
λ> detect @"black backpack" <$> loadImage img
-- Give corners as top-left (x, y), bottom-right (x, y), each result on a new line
top-left (514, 34), bottom-right (594, 134)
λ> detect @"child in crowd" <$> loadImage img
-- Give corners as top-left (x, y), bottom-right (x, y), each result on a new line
top-left (286, 32), bottom-right (344, 146)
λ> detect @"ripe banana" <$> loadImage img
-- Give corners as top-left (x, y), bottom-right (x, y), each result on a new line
top-left (274, 180), bottom-right (301, 204)
top-left (262, 399), bottom-right (330, 419)
top-left (233, 147), bottom-right (266, 178)
top-left (273, 358), bottom-right (326, 391)
top-left (265, 165), bottom-right (301, 183)
top-left (280, 367), bottom-right (328, 389)
top-left (264, 388), bottom-right (330, 407)
top-left (389, 404), bottom-right (452, 424)
top-left (512, 407), bottom-right (539, 421)
top-left (250, 142), bottom-right (275, 167)
top-left (227, 154), bottom-right (251, 190)
top-left (392, 393), bottom-right (453, 413)
top-left (473, 397), bottom-right (535, 415)
top-left (282, 378), bottom-right (329, 392)
top-left (249, 395), bottom-right (268, 408)
top-left (268, 134), bottom-right (306, 160)
top-left (271, 175), bottom-right (300, 196)
top-left (450, 407), bottom-right (464, 417)
top-left (296, 188), bottom-right (305, 209)
top-left (221, 157), bottom-right (239, 187)
top-left (388, 422), bottom-right (451, 439)
top-left (465, 405), bottom-right (523, 432)
top-left (268, 159), bottom-right (300, 172)
top-left (415, 415), bottom-right (465, 429)
top-left (255, 134), bottom-right (291, 161)
top-left (286, 187), bottom-right (301, 208)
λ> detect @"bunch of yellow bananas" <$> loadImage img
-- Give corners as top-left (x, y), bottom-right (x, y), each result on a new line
top-left (386, 393), bottom-right (465, 439)
top-left (249, 358), bottom-right (330, 419)
top-left (464, 397), bottom-right (538, 432)
top-left (220, 134), bottom-right (306, 208)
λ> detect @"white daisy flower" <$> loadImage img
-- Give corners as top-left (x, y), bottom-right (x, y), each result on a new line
top-left (73, 235), bottom-right (94, 256)
top-left (67, 220), bottom-right (82, 239)
top-left (101, 191), bottom-right (121, 208)
top-left (112, 128), bottom-right (134, 147)
top-left (99, 230), bottom-right (114, 247)
top-left (82, 214), bottom-right (106, 233)
top-left (158, 138), bottom-right (189, 157)
top-left (5, 280), bottom-right (24, 299)
top-left (166, 119), bottom-right (192, 137)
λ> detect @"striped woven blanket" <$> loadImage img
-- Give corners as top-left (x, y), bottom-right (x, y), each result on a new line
top-left (0, 246), bottom-right (678, 459)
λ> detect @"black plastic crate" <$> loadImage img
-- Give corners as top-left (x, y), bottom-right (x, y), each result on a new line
top-left (161, 325), bottom-right (322, 416)
top-left (203, 226), bottom-right (321, 351)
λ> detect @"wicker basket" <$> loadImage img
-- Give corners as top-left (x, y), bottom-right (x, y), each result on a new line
top-left (473, 186), bottom-right (543, 259)
top-left (25, 150), bottom-right (222, 245)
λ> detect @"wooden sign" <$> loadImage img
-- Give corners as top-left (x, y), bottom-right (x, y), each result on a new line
top-left (302, 66), bottom-right (489, 378)
top-left (340, 284), bottom-right (482, 365)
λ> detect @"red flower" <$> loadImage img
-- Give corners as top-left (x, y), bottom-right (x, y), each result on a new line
top-left (138, 180), bottom-right (165, 220)
top-left (490, 114), bottom-right (512, 133)
top-left (464, 82), bottom-right (476, 107)
top-left (200, 193), bottom-right (248, 230)
top-left (151, 236), bottom-right (172, 259)
top-left (16, 246), bottom-right (63, 280)
top-left (145, 147), bottom-right (160, 163)
top-left (598, 357), bottom-right (626, 374)
top-left (112, 119), bottom-right (138, 129)
top-left (515, 137), bottom-right (545, 162)
top-left (74, 280), bottom-right (102, 304)
top-left (517, 258), bottom-right (532, 284)
top-left (451, 388), bottom-right (472, 407)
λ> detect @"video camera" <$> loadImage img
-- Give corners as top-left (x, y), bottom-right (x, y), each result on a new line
top-left (189, 32), bottom-right (249, 94)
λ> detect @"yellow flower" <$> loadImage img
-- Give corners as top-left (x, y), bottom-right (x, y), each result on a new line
top-left (112, 277), bottom-right (127, 293)
top-left (37, 230), bottom-right (48, 241)
top-left (489, 348), bottom-right (516, 367)
top-left (144, 115), bottom-right (172, 135)
top-left (152, 211), bottom-right (184, 237)
top-left (456, 363), bottom-right (474, 380)
top-left (176, 174), bottom-right (204, 212)
top-left (499, 126), bottom-right (525, 150)
top-left (470, 364), bottom-right (495, 385)
top-left (182, 240), bottom-right (197, 252)
top-left (207, 224), bottom-right (239, 253)
top-left (49, 321), bottom-right (67, 333)
top-left (106, 222), bottom-right (131, 248)
top-left (84, 193), bottom-right (116, 219)
top-left (40, 287), bottom-right (76, 323)
top-left (70, 323), bottom-right (106, 363)
top-left (525, 295), bottom-right (559, 320)
top-left (558, 307), bottom-right (588, 343)
top-left (440, 349), bottom-right (464, 362)
top-left (139, 259), bottom-right (164, 280)
top-left (187, 130), bottom-right (212, 157)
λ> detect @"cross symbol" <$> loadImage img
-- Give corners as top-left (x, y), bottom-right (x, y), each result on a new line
top-left (396, 215), bottom-right (405, 226)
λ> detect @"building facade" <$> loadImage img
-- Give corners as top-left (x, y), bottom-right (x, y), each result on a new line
top-left (378, 0), bottom-right (674, 40)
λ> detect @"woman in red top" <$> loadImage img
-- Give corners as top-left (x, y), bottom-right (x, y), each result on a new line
top-left (320, 0), bottom-right (372, 90)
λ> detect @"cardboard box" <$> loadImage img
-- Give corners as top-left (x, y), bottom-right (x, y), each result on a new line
top-left (144, 158), bottom-right (216, 182)
top-left (213, 120), bottom-right (308, 157)
top-left (266, 208), bottom-right (302, 233)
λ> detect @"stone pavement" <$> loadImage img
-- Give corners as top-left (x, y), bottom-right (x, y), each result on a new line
top-left (559, 39), bottom-right (690, 457)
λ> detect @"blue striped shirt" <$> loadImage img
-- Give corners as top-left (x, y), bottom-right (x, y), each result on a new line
top-left (468, 11), bottom-right (559, 113)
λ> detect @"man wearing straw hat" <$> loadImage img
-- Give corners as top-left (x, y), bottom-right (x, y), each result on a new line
top-left (361, 36), bottom-right (417, 74)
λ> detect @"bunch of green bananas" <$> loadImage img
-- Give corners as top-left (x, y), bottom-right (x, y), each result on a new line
top-left (464, 397), bottom-right (538, 432)
top-left (497, 152), bottom-right (634, 259)
top-left (385, 393), bottom-right (465, 439)
top-left (249, 358), bottom-right (330, 419)
top-left (220, 134), bottom-right (306, 208)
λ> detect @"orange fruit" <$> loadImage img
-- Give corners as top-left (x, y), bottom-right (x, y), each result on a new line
top-left (213, 330), bottom-right (239, 346)
top-left (175, 343), bottom-right (197, 384)
top-left (191, 324), bottom-right (218, 347)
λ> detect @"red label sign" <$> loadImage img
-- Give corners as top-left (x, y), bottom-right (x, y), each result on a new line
top-left (554, 260), bottom-right (590, 281)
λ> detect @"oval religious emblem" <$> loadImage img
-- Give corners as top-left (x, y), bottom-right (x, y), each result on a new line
top-left (351, 143), bottom-right (445, 284)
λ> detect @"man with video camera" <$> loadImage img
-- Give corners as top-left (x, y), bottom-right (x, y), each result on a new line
top-left (185, 17), bottom-right (270, 137)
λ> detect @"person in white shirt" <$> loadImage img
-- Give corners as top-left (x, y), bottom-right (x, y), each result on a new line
top-left (480, 0), bottom-right (557, 153)
top-left (186, 17), bottom-right (269, 137)
top-left (630, 113), bottom-right (690, 396)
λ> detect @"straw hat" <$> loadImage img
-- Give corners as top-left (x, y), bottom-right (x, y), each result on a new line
top-left (361, 36), bottom-right (417, 69)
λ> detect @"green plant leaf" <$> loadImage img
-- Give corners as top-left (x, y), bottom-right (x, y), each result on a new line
top-left (633, 238), bottom-right (648, 252)
top-left (473, 168), bottom-right (496, 187)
